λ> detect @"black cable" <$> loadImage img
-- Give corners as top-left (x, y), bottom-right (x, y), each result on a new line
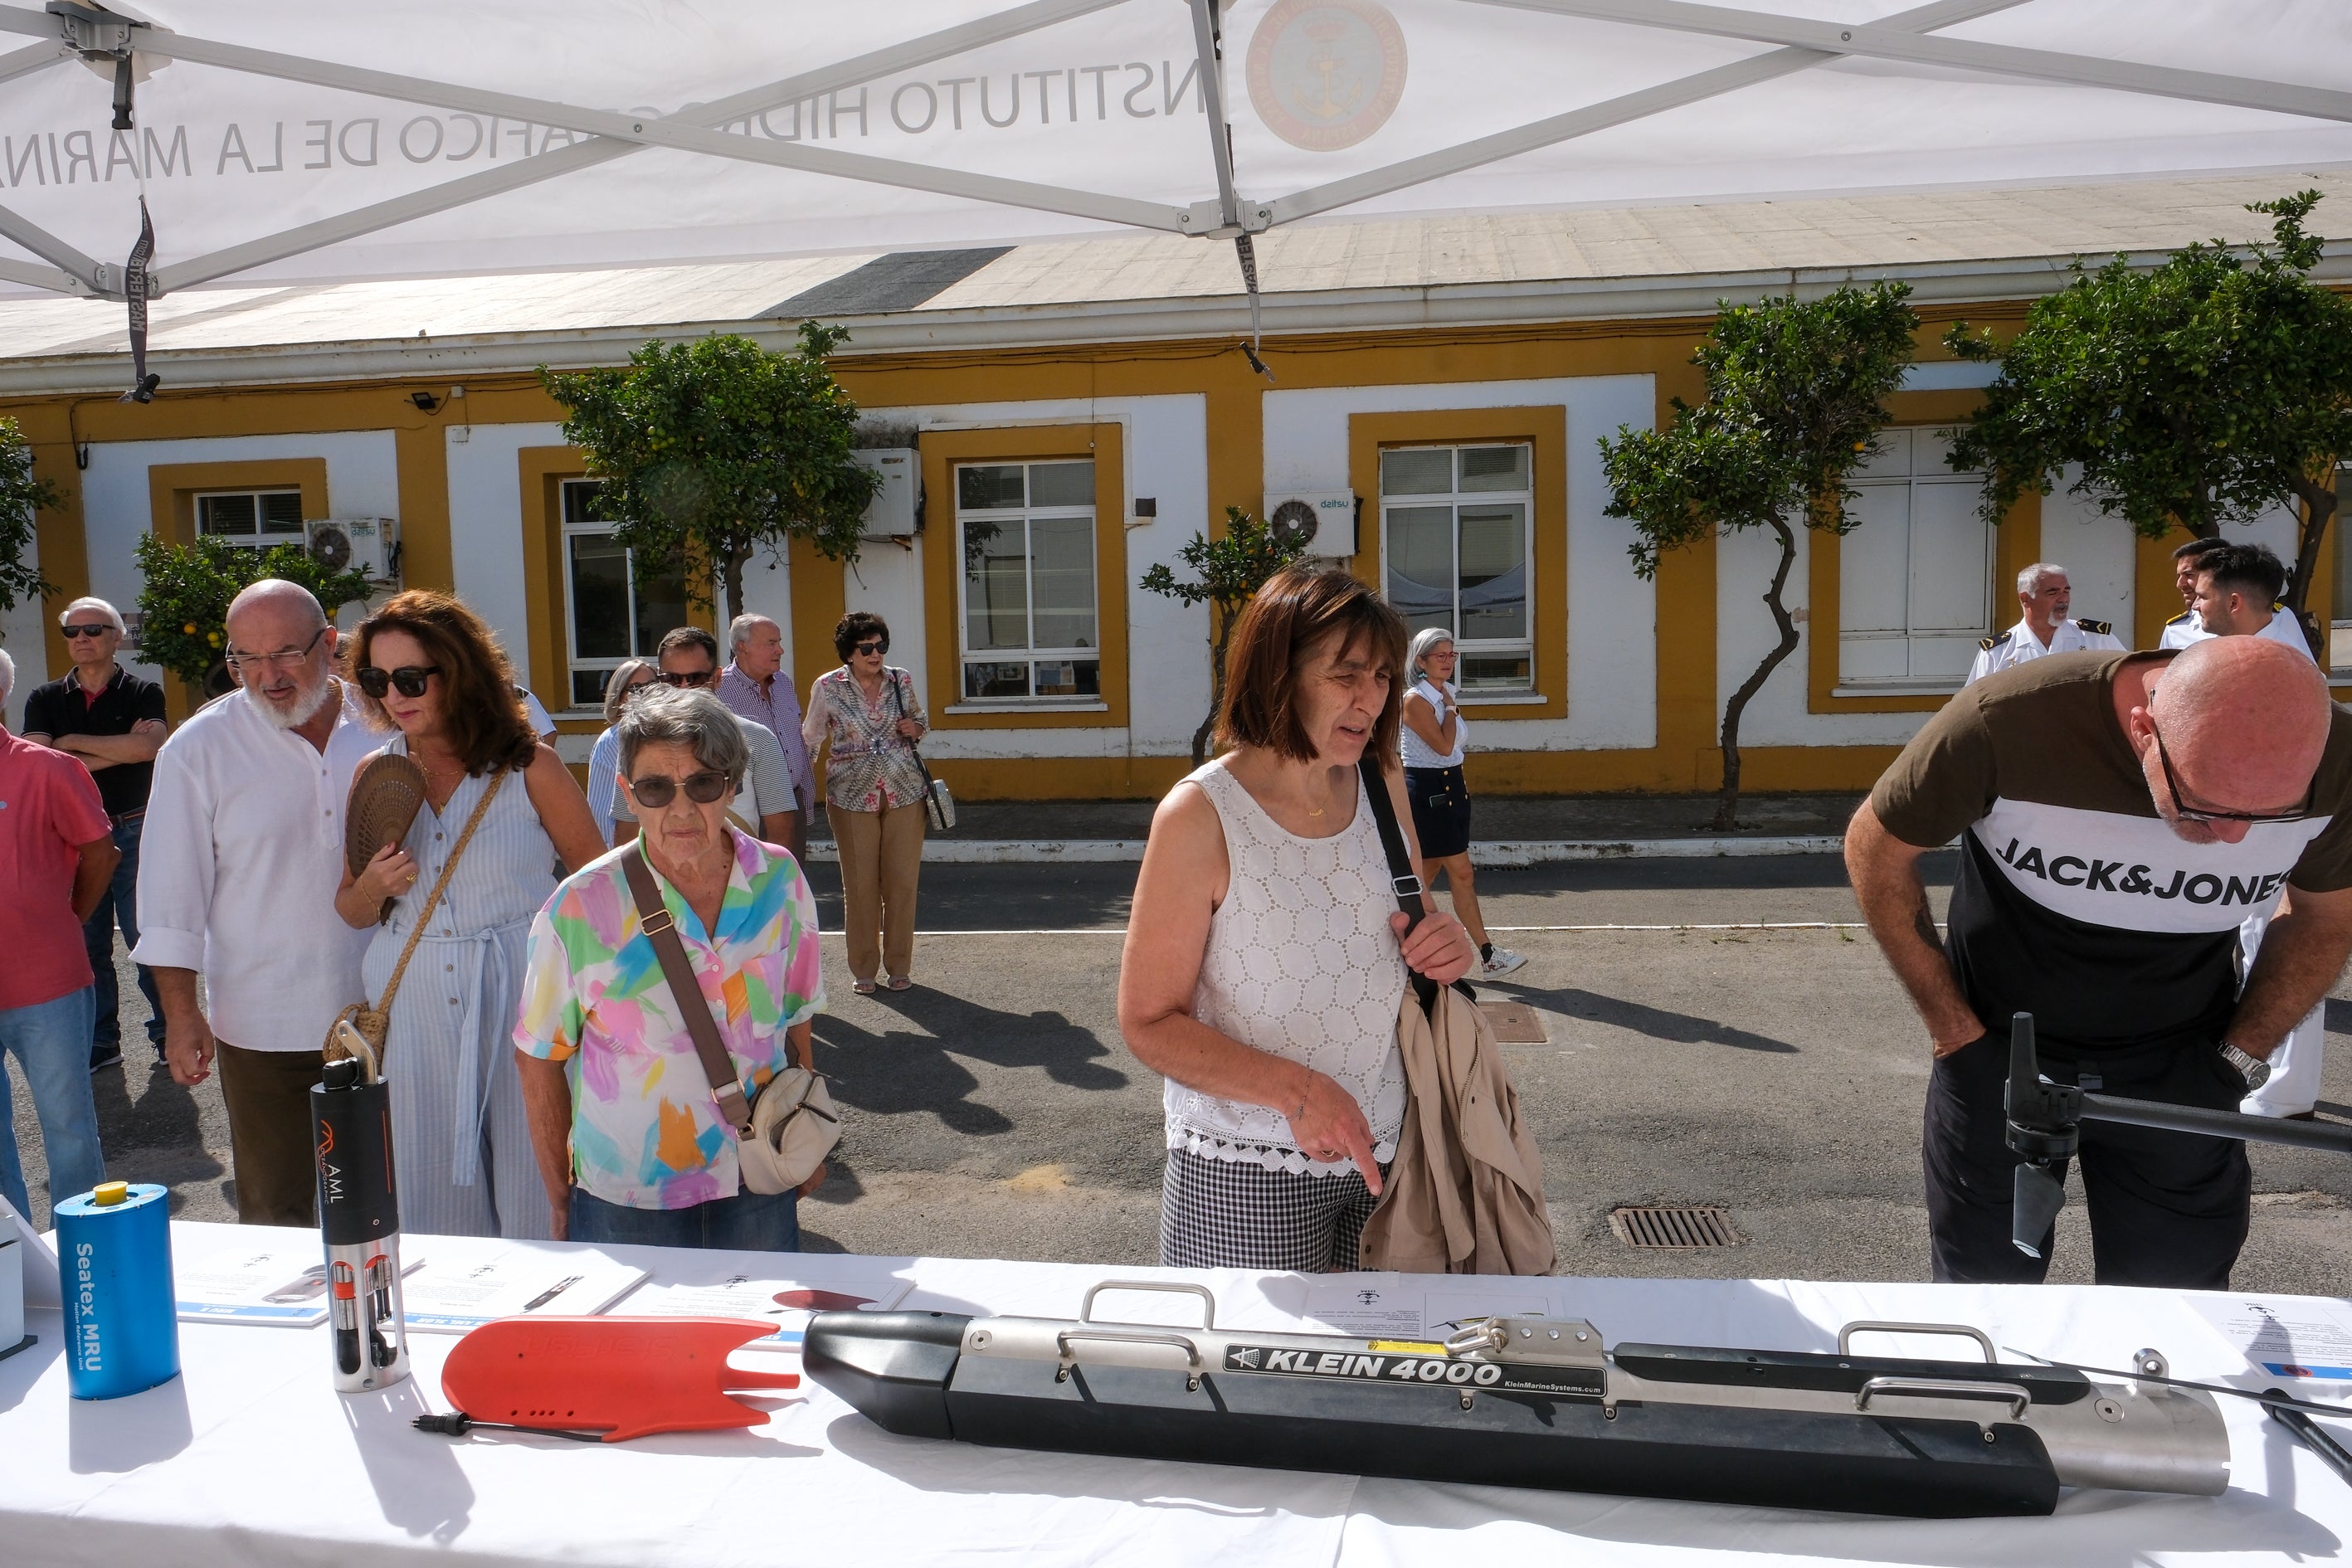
top-left (413, 1410), bottom-right (604, 1443)
top-left (2004, 1346), bottom-right (2352, 1420)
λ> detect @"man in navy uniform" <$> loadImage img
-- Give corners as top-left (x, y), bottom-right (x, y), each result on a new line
top-left (2175, 542), bottom-right (2316, 661)
top-left (1965, 562), bottom-right (2122, 684)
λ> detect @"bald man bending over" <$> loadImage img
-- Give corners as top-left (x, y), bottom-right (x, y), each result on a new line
top-left (1848, 641), bottom-right (2352, 1287)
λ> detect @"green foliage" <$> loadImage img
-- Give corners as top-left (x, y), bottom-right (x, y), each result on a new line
top-left (1601, 283), bottom-right (1918, 828)
top-left (1944, 192), bottom-right (2352, 641)
top-left (0, 416), bottom-right (62, 613)
top-left (133, 534), bottom-right (375, 689)
top-left (1141, 506), bottom-right (1309, 764)
top-left (540, 322), bottom-right (882, 623)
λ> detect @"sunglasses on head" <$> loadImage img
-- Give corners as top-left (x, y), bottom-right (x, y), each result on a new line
top-left (61, 622), bottom-right (113, 639)
top-left (655, 669), bottom-right (714, 688)
top-left (852, 639), bottom-right (886, 655)
top-left (356, 665), bottom-right (441, 699)
top-left (627, 769), bottom-right (732, 807)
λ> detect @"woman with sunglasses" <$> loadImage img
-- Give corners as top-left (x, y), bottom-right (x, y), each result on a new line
top-left (801, 612), bottom-right (929, 994)
top-left (584, 659), bottom-right (658, 845)
top-left (334, 591), bottom-right (604, 1239)
top-left (516, 686), bottom-right (826, 1249)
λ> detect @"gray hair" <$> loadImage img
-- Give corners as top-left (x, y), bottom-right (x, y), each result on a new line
top-left (601, 658), bottom-right (656, 728)
top-left (1407, 626), bottom-right (1454, 681)
top-left (728, 612), bottom-right (778, 655)
top-left (61, 596), bottom-right (125, 635)
top-left (614, 686), bottom-right (747, 787)
top-left (2017, 562), bottom-right (2068, 597)
top-left (0, 645), bottom-right (13, 709)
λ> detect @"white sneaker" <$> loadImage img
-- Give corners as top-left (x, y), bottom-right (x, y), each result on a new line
top-left (1481, 947), bottom-right (1527, 977)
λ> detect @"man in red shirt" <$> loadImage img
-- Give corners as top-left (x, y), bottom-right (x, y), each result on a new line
top-left (0, 646), bottom-right (119, 1219)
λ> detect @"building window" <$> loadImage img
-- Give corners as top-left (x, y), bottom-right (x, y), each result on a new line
top-left (955, 460), bottom-right (1098, 702)
top-left (559, 479), bottom-right (688, 709)
top-left (1381, 443), bottom-right (1533, 692)
top-left (196, 489), bottom-right (304, 549)
top-left (1838, 427), bottom-right (1993, 688)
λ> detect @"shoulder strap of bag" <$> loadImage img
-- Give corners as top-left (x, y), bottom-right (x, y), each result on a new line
top-left (889, 670), bottom-right (938, 783)
top-left (620, 842), bottom-right (755, 1137)
top-left (1356, 755), bottom-right (1469, 1011)
top-left (371, 767), bottom-right (508, 1018)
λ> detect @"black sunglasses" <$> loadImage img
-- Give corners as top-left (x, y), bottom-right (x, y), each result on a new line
top-left (851, 639), bottom-right (887, 655)
top-left (356, 665), bottom-right (441, 699)
top-left (655, 669), bottom-right (714, 688)
top-left (61, 622), bottom-right (113, 639)
top-left (2150, 720), bottom-right (2312, 825)
top-left (627, 769), bottom-right (732, 807)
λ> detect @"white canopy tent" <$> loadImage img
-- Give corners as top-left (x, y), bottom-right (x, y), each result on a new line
top-left (0, 0), bottom-right (2347, 311)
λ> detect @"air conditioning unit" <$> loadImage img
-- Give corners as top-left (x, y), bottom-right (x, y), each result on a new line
top-left (304, 517), bottom-right (401, 583)
top-left (854, 449), bottom-right (919, 540)
top-left (1263, 489), bottom-right (1357, 557)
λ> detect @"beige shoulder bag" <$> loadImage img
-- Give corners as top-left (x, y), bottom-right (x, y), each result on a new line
top-left (324, 768), bottom-right (509, 1078)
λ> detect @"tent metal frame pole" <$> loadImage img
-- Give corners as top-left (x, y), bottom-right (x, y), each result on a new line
top-left (1478, 0), bottom-right (2352, 126)
top-left (1181, 0), bottom-right (1264, 236)
top-left (0, 200), bottom-right (108, 295)
top-left (146, 0), bottom-right (1141, 295)
top-left (0, 35), bottom-right (66, 85)
top-left (1269, 0), bottom-right (2025, 226)
top-left (0, 2), bottom-right (1187, 256)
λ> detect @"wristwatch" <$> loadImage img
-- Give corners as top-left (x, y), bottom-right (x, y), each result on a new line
top-left (2219, 1040), bottom-right (2273, 1093)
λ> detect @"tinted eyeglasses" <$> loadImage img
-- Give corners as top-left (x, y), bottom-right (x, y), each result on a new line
top-left (356, 665), bottom-right (441, 699)
top-left (851, 639), bottom-right (886, 656)
top-left (226, 626), bottom-right (328, 671)
top-left (60, 622), bottom-right (114, 639)
top-left (2150, 720), bottom-right (2313, 825)
top-left (627, 769), bottom-right (732, 807)
top-left (655, 669), bottom-right (715, 688)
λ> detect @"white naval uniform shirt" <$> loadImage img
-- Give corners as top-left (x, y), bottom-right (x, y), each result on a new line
top-left (2158, 606), bottom-right (2315, 660)
top-left (1965, 617), bottom-right (2126, 685)
top-left (131, 684), bottom-right (379, 1053)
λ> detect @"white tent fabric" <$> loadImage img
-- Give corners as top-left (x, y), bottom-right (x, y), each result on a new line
top-left (0, 0), bottom-right (2349, 299)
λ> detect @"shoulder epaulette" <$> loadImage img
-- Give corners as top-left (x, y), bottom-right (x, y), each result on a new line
top-left (1979, 632), bottom-right (2009, 651)
top-left (2273, 601), bottom-right (2290, 613)
top-left (2076, 618), bottom-right (2112, 635)
top-left (2165, 611), bottom-right (2193, 626)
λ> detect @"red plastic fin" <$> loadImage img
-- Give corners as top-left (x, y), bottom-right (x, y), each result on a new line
top-left (441, 1317), bottom-right (792, 1444)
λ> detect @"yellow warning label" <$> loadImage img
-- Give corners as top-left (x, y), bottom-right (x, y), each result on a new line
top-left (1367, 1340), bottom-right (1447, 1355)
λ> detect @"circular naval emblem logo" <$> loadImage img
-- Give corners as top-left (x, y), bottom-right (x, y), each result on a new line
top-left (1246, 0), bottom-right (1408, 153)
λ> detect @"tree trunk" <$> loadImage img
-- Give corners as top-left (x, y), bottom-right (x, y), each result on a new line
top-left (2283, 470), bottom-right (2338, 661)
top-left (1193, 610), bottom-right (1234, 767)
top-left (720, 543), bottom-right (749, 628)
top-left (1712, 514), bottom-right (1805, 833)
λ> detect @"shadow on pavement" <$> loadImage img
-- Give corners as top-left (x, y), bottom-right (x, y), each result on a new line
top-left (1494, 981), bottom-right (1800, 1054)
top-left (812, 986), bottom-right (1130, 1135)
top-left (804, 861), bottom-right (1137, 932)
top-left (90, 1060), bottom-right (226, 1215)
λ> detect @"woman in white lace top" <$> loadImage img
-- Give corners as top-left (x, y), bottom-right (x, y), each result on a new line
top-left (1119, 566), bottom-right (1476, 1270)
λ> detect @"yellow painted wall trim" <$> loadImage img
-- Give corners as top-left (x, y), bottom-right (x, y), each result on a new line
top-left (917, 422), bottom-right (1130, 733)
top-left (1346, 407), bottom-right (1568, 723)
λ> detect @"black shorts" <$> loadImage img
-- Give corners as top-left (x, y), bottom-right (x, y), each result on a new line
top-left (1405, 765), bottom-right (1472, 859)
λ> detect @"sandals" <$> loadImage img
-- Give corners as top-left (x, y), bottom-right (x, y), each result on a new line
top-left (886, 976), bottom-right (913, 991)
top-left (851, 979), bottom-right (877, 996)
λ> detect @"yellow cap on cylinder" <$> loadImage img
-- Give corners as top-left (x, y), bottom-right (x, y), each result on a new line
top-left (92, 1181), bottom-right (130, 1206)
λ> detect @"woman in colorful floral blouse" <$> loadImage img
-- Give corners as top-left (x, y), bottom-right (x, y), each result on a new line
top-left (514, 686), bottom-right (827, 1249)
top-left (801, 611), bottom-right (929, 995)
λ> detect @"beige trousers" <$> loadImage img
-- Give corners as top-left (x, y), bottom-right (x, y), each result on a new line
top-left (829, 800), bottom-right (926, 981)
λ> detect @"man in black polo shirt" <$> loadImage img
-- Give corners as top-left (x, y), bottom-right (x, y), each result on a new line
top-left (1847, 639), bottom-right (2352, 1288)
top-left (22, 597), bottom-right (169, 1071)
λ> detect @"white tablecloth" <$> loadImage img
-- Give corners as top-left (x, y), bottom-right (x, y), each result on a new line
top-left (4, 1222), bottom-right (2350, 1567)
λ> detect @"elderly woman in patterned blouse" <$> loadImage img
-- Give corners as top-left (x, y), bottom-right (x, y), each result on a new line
top-left (801, 611), bottom-right (929, 995)
top-left (514, 686), bottom-right (826, 1249)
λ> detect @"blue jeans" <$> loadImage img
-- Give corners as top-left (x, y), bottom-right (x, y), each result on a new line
top-left (567, 1186), bottom-right (801, 1251)
top-left (84, 816), bottom-right (163, 1052)
top-left (0, 987), bottom-right (107, 1219)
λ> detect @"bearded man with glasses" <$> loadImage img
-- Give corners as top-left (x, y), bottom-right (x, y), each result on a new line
top-left (1847, 639), bottom-right (2352, 1288)
top-left (133, 579), bottom-right (379, 1226)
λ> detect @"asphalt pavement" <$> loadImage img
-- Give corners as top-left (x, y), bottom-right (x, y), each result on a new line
top-left (17, 850), bottom-right (2352, 1297)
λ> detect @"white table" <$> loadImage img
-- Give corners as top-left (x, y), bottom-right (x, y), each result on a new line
top-left (4, 1222), bottom-right (2350, 1567)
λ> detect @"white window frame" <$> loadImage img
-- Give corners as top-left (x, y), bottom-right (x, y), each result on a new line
top-left (952, 460), bottom-right (1102, 709)
top-left (1378, 442), bottom-right (1536, 699)
top-left (1834, 426), bottom-right (1994, 696)
top-left (193, 487), bottom-right (305, 551)
top-left (557, 478), bottom-right (687, 713)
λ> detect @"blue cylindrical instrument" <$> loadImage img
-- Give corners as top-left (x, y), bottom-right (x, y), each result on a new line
top-left (53, 1181), bottom-right (179, 1400)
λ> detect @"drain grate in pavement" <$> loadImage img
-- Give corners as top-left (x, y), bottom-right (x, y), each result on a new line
top-left (1609, 1205), bottom-right (1741, 1249)
top-left (1478, 999), bottom-right (1548, 1043)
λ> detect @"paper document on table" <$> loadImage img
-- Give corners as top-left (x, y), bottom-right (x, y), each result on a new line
top-left (2192, 1297), bottom-right (2352, 1381)
top-left (1, 1194), bottom-right (58, 1311)
top-left (622, 1273), bottom-right (915, 1351)
top-left (400, 1252), bottom-right (648, 1333)
top-left (175, 1244), bottom-right (391, 1327)
top-left (1302, 1280), bottom-right (1563, 1340)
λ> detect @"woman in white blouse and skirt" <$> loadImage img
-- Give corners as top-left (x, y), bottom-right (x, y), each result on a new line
top-left (1118, 566), bottom-right (1476, 1270)
top-left (1400, 628), bottom-right (1524, 978)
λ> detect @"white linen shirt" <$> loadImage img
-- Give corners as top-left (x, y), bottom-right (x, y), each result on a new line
top-left (1965, 616), bottom-right (2126, 685)
top-left (131, 685), bottom-right (379, 1053)
top-left (2159, 606), bottom-right (2315, 660)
